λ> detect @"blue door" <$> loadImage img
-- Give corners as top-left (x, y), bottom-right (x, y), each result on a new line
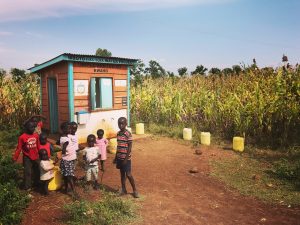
top-left (100, 78), bottom-right (113, 108)
top-left (48, 78), bottom-right (59, 133)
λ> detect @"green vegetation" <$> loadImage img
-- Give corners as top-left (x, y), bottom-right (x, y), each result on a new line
top-left (0, 131), bottom-right (30, 225)
top-left (64, 191), bottom-right (139, 225)
top-left (210, 152), bottom-right (300, 205)
top-left (131, 66), bottom-right (300, 148)
top-left (0, 73), bottom-right (40, 129)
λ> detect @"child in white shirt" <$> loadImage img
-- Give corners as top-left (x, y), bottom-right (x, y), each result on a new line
top-left (83, 134), bottom-right (101, 190)
top-left (39, 149), bottom-right (54, 195)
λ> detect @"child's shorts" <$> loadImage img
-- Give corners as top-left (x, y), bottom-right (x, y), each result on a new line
top-left (116, 159), bottom-right (131, 173)
top-left (60, 159), bottom-right (75, 177)
top-left (85, 165), bottom-right (99, 181)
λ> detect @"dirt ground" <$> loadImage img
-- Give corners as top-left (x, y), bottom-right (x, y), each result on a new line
top-left (21, 136), bottom-right (300, 225)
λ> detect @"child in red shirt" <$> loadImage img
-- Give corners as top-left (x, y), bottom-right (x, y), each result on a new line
top-left (39, 133), bottom-right (54, 158)
top-left (13, 120), bottom-right (40, 190)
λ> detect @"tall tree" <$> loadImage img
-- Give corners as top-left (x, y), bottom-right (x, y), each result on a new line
top-left (11, 68), bottom-right (27, 82)
top-left (209, 67), bottom-right (221, 75)
top-left (232, 65), bottom-right (242, 75)
top-left (95, 48), bottom-right (112, 57)
top-left (131, 59), bottom-right (145, 87)
top-left (145, 60), bottom-right (166, 78)
top-left (222, 68), bottom-right (233, 75)
top-left (191, 65), bottom-right (207, 75)
top-left (178, 67), bottom-right (188, 77)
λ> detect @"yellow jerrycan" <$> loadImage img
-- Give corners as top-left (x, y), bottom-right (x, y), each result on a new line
top-left (48, 166), bottom-right (62, 191)
top-left (200, 132), bottom-right (211, 146)
top-left (233, 137), bottom-right (244, 152)
top-left (183, 128), bottom-right (192, 140)
top-left (108, 138), bottom-right (117, 154)
top-left (136, 123), bottom-right (144, 134)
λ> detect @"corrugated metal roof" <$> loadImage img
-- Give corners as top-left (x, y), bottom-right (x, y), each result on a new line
top-left (29, 53), bottom-right (138, 72)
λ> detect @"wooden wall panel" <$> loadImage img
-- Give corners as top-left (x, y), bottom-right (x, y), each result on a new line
top-left (58, 94), bottom-right (68, 101)
top-left (58, 87), bottom-right (68, 94)
top-left (74, 100), bottom-right (89, 107)
top-left (114, 91), bottom-right (127, 97)
top-left (114, 86), bottom-right (127, 92)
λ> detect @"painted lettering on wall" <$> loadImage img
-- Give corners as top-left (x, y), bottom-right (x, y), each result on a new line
top-left (94, 68), bottom-right (108, 73)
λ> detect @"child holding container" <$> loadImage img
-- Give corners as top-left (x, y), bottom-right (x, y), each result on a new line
top-left (39, 149), bottom-right (54, 195)
top-left (59, 122), bottom-right (78, 198)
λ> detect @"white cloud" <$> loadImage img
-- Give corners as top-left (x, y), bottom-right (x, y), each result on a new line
top-left (0, 0), bottom-right (233, 22)
top-left (0, 31), bottom-right (13, 36)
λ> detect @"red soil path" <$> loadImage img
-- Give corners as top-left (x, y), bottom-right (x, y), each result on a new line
top-left (21, 136), bottom-right (300, 225)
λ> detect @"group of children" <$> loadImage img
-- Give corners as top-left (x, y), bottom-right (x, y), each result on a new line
top-left (13, 115), bottom-right (138, 198)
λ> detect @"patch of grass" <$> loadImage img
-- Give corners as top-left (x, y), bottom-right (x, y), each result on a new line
top-left (64, 191), bottom-right (139, 225)
top-left (147, 123), bottom-right (184, 139)
top-left (210, 155), bottom-right (300, 205)
top-left (0, 182), bottom-right (30, 225)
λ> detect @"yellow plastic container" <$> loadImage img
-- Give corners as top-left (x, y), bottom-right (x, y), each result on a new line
top-left (200, 132), bottom-right (211, 146)
top-left (233, 137), bottom-right (244, 152)
top-left (108, 138), bottom-right (117, 154)
top-left (136, 123), bottom-right (144, 135)
top-left (183, 128), bottom-right (192, 140)
top-left (48, 166), bottom-right (62, 191)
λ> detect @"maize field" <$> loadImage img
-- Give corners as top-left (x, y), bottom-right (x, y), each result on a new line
top-left (0, 74), bottom-right (40, 129)
top-left (131, 67), bottom-right (300, 147)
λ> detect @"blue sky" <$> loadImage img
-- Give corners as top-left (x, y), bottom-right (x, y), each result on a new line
top-left (0, 0), bottom-right (299, 73)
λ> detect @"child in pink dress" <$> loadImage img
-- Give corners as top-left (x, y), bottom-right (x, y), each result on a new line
top-left (95, 129), bottom-right (108, 172)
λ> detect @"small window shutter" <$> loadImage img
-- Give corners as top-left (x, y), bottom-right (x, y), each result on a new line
top-left (90, 78), bottom-right (95, 110)
top-left (100, 78), bottom-right (113, 108)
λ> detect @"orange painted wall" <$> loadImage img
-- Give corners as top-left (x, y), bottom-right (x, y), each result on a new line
top-left (40, 62), bottom-right (69, 131)
top-left (39, 61), bottom-right (128, 132)
top-left (73, 62), bottom-right (128, 112)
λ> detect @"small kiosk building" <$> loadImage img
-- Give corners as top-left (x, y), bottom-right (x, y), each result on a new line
top-left (29, 53), bottom-right (137, 143)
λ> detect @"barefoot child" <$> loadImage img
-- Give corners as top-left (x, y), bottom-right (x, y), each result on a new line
top-left (39, 149), bottom-right (54, 195)
top-left (114, 117), bottom-right (139, 198)
top-left (95, 129), bottom-right (108, 172)
top-left (83, 134), bottom-right (101, 189)
top-left (13, 120), bottom-right (40, 190)
top-left (59, 122), bottom-right (77, 197)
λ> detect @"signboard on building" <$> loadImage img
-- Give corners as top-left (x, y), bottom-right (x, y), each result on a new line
top-left (74, 80), bottom-right (89, 96)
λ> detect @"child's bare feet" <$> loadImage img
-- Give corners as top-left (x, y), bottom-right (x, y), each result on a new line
top-left (118, 189), bottom-right (127, 196)
top-left (133, 191), bottom-right (139, 198)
